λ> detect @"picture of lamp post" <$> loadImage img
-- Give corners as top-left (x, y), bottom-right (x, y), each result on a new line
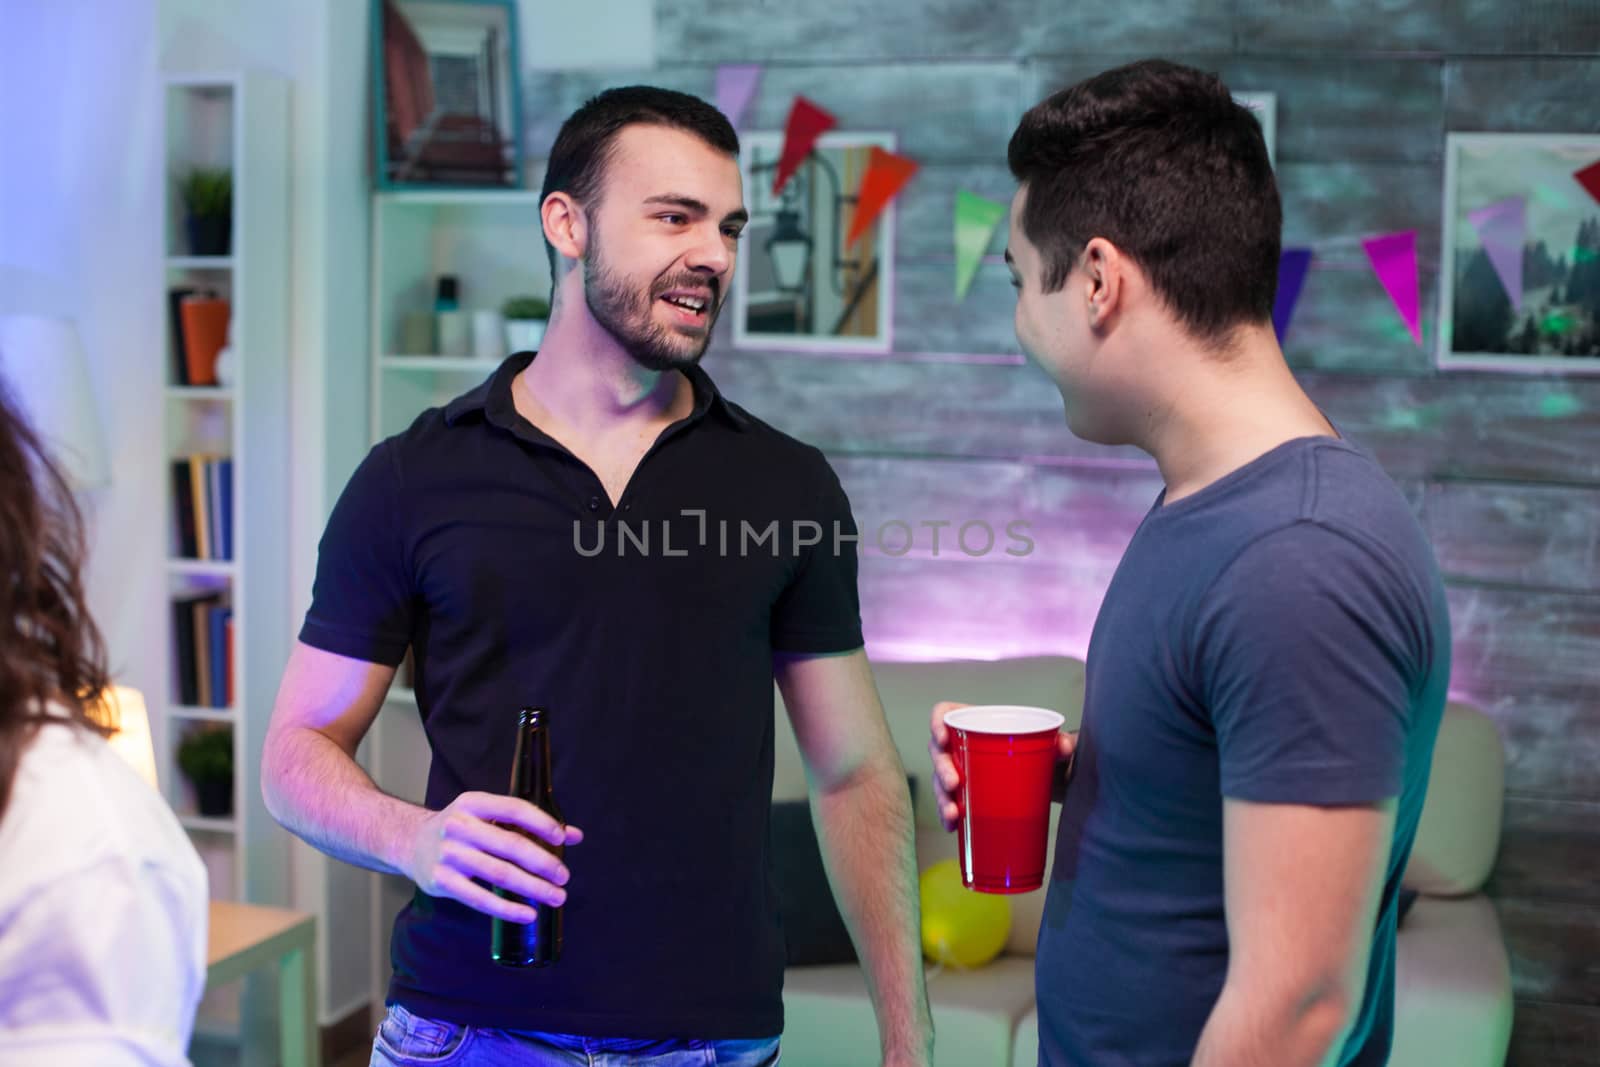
top-left (734, 131), bottom-right (896, 353)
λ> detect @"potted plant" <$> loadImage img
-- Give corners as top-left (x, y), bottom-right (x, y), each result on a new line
top-left (179, 167), bottom-right (233, 256)
top-left (177, 726), bottom-right (234, 816)
top-left (502, 295), bottom-right (550, 353)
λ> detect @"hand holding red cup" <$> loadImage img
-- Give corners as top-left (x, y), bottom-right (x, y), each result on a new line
top-left (929, 702), bottom-right (1075, 893)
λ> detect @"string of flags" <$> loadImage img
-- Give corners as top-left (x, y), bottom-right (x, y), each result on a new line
top-left (715, 65), bottom-right (1600, 349)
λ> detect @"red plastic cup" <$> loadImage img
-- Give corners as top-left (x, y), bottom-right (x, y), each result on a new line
top-left (945, 705), bottom-right (1065, 894)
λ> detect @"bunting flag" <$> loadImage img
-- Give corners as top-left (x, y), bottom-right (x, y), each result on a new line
top-left (1362, 231), bottom-right (1422, 347)
top-left (954, 191), bottom-right (1008, 300)
top-left (714, 65), bottom-right (762, 130)
top-left (773, 97), bottom-right (836, 196)
top-left (1272, 248), bottom-right (1314, 344)
top-left (1466, 196), bottom-right (1527, 311)
top-left (1575, 158), bottom-right (1600, 207)
top-left (846, 147), bottom-right (920, 248)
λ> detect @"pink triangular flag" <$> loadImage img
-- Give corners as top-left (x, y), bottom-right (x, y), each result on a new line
top-left (846, 148), bottom-right (919, 248)
top-left (1575, 159), bottom-right (1600, 207)
top-left (1362, 231), bottom-right (1422, 347)
top-left (774, 97), bottom-right (836, 197)
top-left (715, 65), bottom-right (762, 130)
top-left (1467, 197), bottom-right (1526, 311)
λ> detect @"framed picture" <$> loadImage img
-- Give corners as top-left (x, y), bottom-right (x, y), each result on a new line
top-left (1439, 133), bottom-right (1600, 371)
top-left (1234, 92), bottom-right (1277, 167)
top-left (372, 0), bottom-right (524, 190)
top-left (732, 131), bottom-right (897, 354)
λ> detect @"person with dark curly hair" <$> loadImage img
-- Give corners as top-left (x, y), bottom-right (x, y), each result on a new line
top-left (0, 379), bottom-right (207, 1066)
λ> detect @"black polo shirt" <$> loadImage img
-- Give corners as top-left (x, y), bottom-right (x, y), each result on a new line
top-left (300, 351), bottom-right (863, 1038)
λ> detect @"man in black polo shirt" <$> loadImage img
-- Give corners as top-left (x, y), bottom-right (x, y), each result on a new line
top-left (262, 87), bottom-right (933, 1066)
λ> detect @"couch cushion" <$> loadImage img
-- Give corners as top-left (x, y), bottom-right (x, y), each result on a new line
top-left (1390, 894), bottom-right (1513, 1067)
top-left (1015, 896), bottom-right (1513, 1067)
top-left (770, 799), bottom-right (858, 966)
top-left (782, 956), bottom-right (1036, 1067)
top-left (1013, 1006), bottom-right (1038, 1067)
top-left (1402, 701), bottom-right (1505, 895)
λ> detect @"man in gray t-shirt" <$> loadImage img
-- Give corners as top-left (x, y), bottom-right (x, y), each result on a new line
top-left (930, 59), bottom-right (1448, 1067)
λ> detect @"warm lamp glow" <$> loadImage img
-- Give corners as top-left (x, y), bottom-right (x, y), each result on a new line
top-left (101, 685), bottom-right (159, 792)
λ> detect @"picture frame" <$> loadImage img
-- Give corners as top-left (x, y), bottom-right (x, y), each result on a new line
top-left (732, 130), bottom-right (897, 355)
top-left (372, 0), bottom-right (524, 190)
top-left (1438, 132), bottom-right (1600, 372)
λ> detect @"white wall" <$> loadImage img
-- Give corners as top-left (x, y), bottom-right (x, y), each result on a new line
top-left (521, 0), bottom-right (655, 69)
top-left (0, 1), bottom-right (165, 748)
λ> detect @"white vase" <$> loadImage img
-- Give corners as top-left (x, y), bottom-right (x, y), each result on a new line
top-left (504, 318), bottom-right (547, 354)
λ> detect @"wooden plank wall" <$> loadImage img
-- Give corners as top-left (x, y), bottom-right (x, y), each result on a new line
top-left (525, 6), bottom-right (1600, 1062)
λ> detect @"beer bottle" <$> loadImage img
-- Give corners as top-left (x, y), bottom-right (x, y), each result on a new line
top-left (490, 706), bottom-right (563, 966)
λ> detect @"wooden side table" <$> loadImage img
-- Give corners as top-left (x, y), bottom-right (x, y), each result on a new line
top-left (207, 900), bottom-right (319, 1067)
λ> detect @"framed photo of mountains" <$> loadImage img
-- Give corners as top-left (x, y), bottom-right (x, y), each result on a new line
top-left (1439, 133), bottom-right (1600, 372)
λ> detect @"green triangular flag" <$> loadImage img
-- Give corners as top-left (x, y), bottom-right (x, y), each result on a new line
top-left (954, 190), bottom-right (1008, 300)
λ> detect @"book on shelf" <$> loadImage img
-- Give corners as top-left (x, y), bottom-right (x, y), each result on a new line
top-left (171, 590), bottom-right (231, 710)
top-left (167, 286), bottom-right (197, 386)
top-left (189, 456), bottom-right (210, 560)
top-left (171, 459), bottom-right (197, 558)
top-left (171, 455), bottom-right (233, 561)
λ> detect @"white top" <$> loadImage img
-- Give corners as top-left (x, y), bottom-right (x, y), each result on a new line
top-left (0, 718), bottom-right (208, 1066)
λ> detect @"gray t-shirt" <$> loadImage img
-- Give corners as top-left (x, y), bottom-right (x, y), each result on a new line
top-left (1036, 434), bottom-right (1450, 1067)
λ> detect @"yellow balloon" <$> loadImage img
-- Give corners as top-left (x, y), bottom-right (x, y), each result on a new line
top-left (919, 858), bottom-right (1011, 968)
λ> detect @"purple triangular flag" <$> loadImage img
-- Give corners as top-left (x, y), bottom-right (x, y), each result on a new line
top-left (1466, 197), bottom-right (1526, 311)
top-left (1362, 231), bottom-right (1422, 347)
top-left (1273, 248), bottom-right (1314, 343)
top-left (715, 65), bottom-right (762, 130)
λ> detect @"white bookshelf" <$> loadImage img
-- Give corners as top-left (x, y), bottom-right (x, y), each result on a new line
top-left (159, 70), bottom-right (292, 1046)
top-left (365, 184), bottom-right (551, 1010)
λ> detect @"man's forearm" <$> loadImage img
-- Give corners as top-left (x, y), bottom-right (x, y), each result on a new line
top-left (812, 757), bottom-right (934, 1064)
top-left (1191, 982), bottom-right (1351, 1067)
top-left (262, 726), bottom-right (429, 876)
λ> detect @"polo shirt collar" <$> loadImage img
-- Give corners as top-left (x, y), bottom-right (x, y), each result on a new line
top-left (443, 350), bottom-right (750, 433)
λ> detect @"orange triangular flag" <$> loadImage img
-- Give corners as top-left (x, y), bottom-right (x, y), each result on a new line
top-left (846, 147), bottom-right (919, 248)
top-left (774, 97), bottom-right (836, 197)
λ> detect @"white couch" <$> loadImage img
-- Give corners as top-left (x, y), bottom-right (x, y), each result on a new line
top-left (771, 656), bottom-right (1512, 1067)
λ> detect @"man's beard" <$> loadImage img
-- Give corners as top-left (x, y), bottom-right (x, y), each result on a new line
top-left (583, 238), bottom-right (720, 373)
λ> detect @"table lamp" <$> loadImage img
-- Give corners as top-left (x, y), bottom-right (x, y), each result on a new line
top-left (100, 685), bottom-right (159, 792)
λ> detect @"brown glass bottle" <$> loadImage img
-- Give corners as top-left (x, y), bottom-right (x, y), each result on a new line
top-left (490, 706), bottom-right (563, 966)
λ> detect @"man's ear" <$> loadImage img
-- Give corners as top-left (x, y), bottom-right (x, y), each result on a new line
top-left (1081, 237), bottom-right (1125, 332)
top-left (543, 192), bottom-right (588, 263)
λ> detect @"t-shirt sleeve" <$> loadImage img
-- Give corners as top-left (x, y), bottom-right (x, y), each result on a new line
top-left (1196, 523), bottom-right (1421, 805)
top-left (770, 456), bottom-right (865, 654)
top-left (298, 439), bottom-right (415, 665)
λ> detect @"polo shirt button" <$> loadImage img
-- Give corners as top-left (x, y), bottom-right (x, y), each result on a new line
top-left (588, 496), bottom-right (600, 511)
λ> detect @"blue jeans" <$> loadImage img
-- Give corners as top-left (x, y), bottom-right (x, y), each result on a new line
top-left (370, 1003), bottom-right (782, 1067)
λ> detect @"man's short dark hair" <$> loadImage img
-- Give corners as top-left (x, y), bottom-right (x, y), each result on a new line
top-left (1008, 59), bottom-right (1281, 346)
top-left (539, 85), bottom-right (740, 274)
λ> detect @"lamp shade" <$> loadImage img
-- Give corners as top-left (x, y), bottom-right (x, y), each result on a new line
top-left (0, 314), bottom-right (110, 490)
top-left (101, 685), bottom-right (159, 792)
